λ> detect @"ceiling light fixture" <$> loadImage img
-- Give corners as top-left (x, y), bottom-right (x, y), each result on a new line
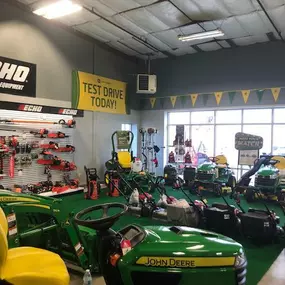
top-left (33, 0), bottom-right (82, 20)
top-left (178, 29), bottom-right (224, 42)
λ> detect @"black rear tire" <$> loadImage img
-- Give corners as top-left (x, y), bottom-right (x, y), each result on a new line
top-left (245, 188), bottom-right (255, 203)
top-left (227, 176), bottom-right (236, 189)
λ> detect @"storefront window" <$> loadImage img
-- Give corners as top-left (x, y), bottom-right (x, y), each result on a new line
top-left (243, 109), bottom-right (272, 123)
top-left (273, 125), bottom-right (285, 155)
top-left (274, 108), bottom-right (285, 123)
top-left (216, 110), bottom-right (242, 124)
top-left (191, 111), bottom-right (214, 124)
top-left (168, 112), bottom-right (190, 124)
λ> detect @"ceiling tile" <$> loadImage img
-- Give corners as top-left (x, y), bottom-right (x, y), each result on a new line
top-left (217, 40), bottom-right (231, 48)
top-left (81, 0), bottom-right (117, 17)
top-left (259, 0), bottom-right (285, 9)
top-left (111, 14), bottom-right (148, 36)
top-left (97, 0), bottom-right (140, 13)
top-left (197, 42), bottom-right (222, 51)
top-left (123, 8), bottom-right (170, 32)
top-left (59, 9), bottom-right (100, 26)
top-left (123, 37), bottom-right (158, 54)
top-left (268, 6), bottom-right (285, 32)
top-left (150, 53), bottom-right (168, 59)
top-left (179, 23), bottom-right (205, 35)
top-left (168, 46), bottom-right (197, 56)
top-left (92, 19), bottom-right (132, 40)
top-left (236, 12), bottom-right (273, 35)
top-left (232, 35), bottom-right (269, 46)
top-left (145, 1), bottom-right (189, 28)
top-left (214, 17), bottom-right (249, 38)
top-left (75, 22), bottom-right (119, 42)
top-left (17, 0), bottom-right (35, 4)
top-left (134, 0), bottom-right (158, 5)
top-left (107, 42), bottom-right (138, 56)
top-left (145, 34), bottom-right (172, 51)
top-left (220, 0), bottom-right (259, 15)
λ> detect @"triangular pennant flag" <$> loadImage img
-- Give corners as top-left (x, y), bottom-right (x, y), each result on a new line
top-left (256, 90), bottom-right (265, 103)
top-left (202, 94), bottom-right (209, 106)
top-left (180, 96), bottom-right (187, 106)
top-left (170, 96), bottom-right (177, 107)
top-left (160, 97), bottom-right (164, 109)
top-left (271, 88), bottom-right (281, 102)
top-left (149, 97), bottom-right (156, 108)
top-left (241, 90), bottom-right (250, 104)
top-left (214, 92), bottom-right (223, 105)
top-left (228, 91), bottom-right (236, 104)
top-left (190, 93), bottom-right (198, 106)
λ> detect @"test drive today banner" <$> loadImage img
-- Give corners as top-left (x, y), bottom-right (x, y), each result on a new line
top-left (72, 71), bottom-right (127, 114)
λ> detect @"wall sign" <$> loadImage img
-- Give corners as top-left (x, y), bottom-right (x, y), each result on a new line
top-left (238, 149), bottom-right (259, 166)
top-left (235, 132), bottom-right (263, 150)
top-left (72, 71), bottom-right (127, 114)
top-left (0, 101), bottom-right (83, 117)
top-left (0, 56), bottom-right (36, 97)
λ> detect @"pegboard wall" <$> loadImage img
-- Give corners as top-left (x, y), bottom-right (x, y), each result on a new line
top-left (0, 110), bottom-right (76, 189)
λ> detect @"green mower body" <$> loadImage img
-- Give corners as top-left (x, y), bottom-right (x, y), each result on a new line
top-left (194, 161), bottom-right (236, 195)
top-left (117, 225), bottom-right (246, 285)
top-left (0, 190), bottom-right (247, 285)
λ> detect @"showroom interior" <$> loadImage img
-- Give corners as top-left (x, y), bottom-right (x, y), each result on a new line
top-left (1, 0), bottom-right (285, 284)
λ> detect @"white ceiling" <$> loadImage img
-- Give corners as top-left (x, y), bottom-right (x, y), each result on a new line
top-left (17, 0), bottom-right (285, 59)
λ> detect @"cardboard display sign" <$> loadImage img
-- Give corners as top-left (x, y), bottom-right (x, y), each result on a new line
top-left (235, 132), bottom-right (263, 150)
top-left (0, 56), bottom-right (36, 97)
top-left (238, 149), bottom-right (259, 166)
top-left (72, 71), bottom-right (127, 114)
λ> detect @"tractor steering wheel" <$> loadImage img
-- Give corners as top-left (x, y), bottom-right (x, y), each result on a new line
top-left (74, 203), bottom-right (128, 231)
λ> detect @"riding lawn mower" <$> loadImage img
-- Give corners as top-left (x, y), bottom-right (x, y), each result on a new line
top-left (0, 190), bottom-right (247, 285)
top-left (192, 155), bottom-right (236, 196)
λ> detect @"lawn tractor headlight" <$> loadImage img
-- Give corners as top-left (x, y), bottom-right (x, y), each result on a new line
top-left (206, 169), bottom-right (215, 174)
top-left (234, 252), bottom-right (247, 269)
top-left (269, 174), bottom-right (277, 179)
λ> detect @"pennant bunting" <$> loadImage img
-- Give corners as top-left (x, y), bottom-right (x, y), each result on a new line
top-left (202, 94), bottom-right (209, 106)
top-left (170, 96), bottom-right (177, 107)
top-left (241, 90), bottom-right (250, 104)
top-left (214, 92), bottom-right (223, 105)
top-left (271, 88), bottom-right (281, 102)
top-left (228, 91), bottom-right (236, 104)
top-left (149, 97), bottom-right (156, 108)
top-left (190, 93), bottom-right (198, 106)
top-left (160, 97), bottom-right (164, 109)
top-left (180, 96), bottom-right (187, 106)
top-left (256, 90), bottom-right (265, 103)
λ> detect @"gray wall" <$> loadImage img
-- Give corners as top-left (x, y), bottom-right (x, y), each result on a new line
top-left (140, 42), bottom-right (285, 110)
top-left (0, 0), bottom-right (140, 179)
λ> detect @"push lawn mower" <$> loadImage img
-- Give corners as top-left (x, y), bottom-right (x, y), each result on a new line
top-left (192, 155), bottom-right (236, 196)
top-left (193, 184), bottom-right (241, 237)
top-left (232, 191), bottom-right (284, 243)
top-left (84, 166), bottom-right (101, 200)
top-left (74, 202), bottom-right (247, 285)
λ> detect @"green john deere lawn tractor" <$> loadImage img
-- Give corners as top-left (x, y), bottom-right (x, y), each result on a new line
top-left (0, 190), bottom-right (247, 285)
top-left (237, 155), bottom-right (285, 203)
top-left (193, 155), bottom-right (236, 196)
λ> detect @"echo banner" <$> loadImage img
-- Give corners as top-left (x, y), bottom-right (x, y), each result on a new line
top-left (72, 71), bottom-right (127, 114)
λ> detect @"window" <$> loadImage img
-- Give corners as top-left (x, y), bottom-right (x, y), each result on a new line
top-left (121, 123), bottom-right (131, 131)
top-left (191, 111), bottom-right (214, 124)
top-left (243, 109), bottom-right (272, 123)
top-left (166, 107), bottom-right (280, 179)
top-left (274, 108), bottom-right (285, 123)
top-left (169, 112), bottom-right (190, 124)
top-left (216, 110), bottom-right (242, 124)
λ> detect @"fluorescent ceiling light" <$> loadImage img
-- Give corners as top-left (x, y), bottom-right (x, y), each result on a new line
top-left (178, 29), bottom-right (224, 42)
top-left (33, 0), bottom-right (82, 20)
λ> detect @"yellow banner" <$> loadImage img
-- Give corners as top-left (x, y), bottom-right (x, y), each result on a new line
top-left (136, 256), bottom-right (235, 268)
top-left (149, 97), bottom-right (156, 108)
top-left (241, 90), bottom-right (250, 103)
top-left (271, 88), bottom-right (281, 102)
top-left (190, 93), bottom-right (198, 106)
top-left (214, 92), bottom-right (223, 105)
top-left (72, 71), bottom-right (127, 114)
top-left (170, 96), bottom-right (177, 107)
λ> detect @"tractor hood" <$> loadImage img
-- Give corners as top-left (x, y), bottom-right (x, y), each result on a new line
top-left (135, 225), bottom-right (242, 258)
top-left (198, 162), bottom-right (216, 172)
top-left (257, 165), bottom-right (278, 176)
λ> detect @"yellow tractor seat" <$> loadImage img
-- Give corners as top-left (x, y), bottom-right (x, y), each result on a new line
top-left (117, 151), bottom-right (132, 169)
top-left (215, 155), bottom-right (228, 165)
top-left (0, 207), bottom-right (69, 285)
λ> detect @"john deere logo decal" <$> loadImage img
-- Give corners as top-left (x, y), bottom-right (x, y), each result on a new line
top-left (136, 256), bottom-right (235, 268)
